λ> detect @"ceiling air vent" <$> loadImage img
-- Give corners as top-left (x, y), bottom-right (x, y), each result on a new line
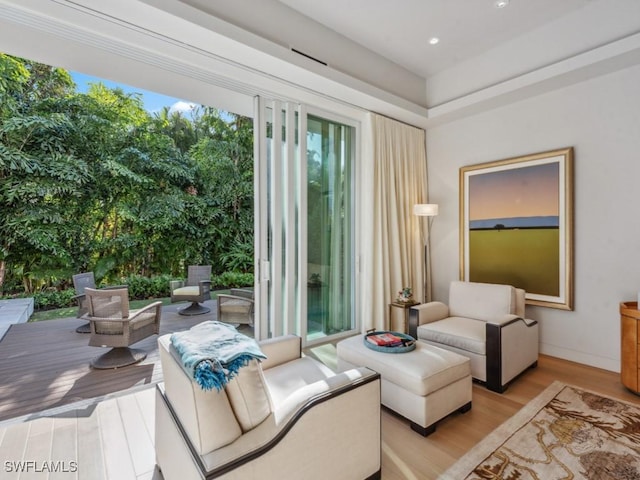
top-left (291, 48), bottom-right (327, 66)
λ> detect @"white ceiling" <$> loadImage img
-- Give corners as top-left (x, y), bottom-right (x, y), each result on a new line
top-left (277, 0), bottom-right (593, 79)
top-left (3, 0), bottom-right (638, 124)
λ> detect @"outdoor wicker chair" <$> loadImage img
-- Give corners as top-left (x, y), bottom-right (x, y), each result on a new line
top-left (169, 265), bottom-right (212, 316)
top-left (72, 272), bottom-right (126, 333)
top-left (217, 287), bottom-right (255, 326)
top-left (84, 287), bottom-right (162, 369)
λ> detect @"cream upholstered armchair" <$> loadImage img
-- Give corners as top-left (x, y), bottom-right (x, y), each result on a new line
top-left (409, 281), bottom-right (538, 393)
top-left (84, 287), bottom-right (161, 369)
top-left (155, 334), bottom-right (381, 480)
top-left (170, 265), bottom-right (212, 316)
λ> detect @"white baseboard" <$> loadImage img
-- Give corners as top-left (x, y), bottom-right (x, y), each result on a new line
top-left (540, 343), bottom-right (619, 373)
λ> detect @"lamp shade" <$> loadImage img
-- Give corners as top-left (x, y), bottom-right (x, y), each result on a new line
top-left (413, 204), bottom-right (439, 216)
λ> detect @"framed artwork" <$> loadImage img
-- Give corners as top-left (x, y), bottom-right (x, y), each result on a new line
top-left (459, 147), bottom-right (574, 310)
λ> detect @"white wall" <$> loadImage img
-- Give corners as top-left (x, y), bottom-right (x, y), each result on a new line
top-left (426, 64), bottom-right (640, 372)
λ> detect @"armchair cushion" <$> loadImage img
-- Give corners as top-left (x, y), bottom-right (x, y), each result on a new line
top-left (419, 317), bottom-right (486, 355)
top-left (172, 286), bottom-right (200, 296)
top-left (263, 356), bottom-right (335, 406)
top-left (225, 359), bottom-right (273, 432)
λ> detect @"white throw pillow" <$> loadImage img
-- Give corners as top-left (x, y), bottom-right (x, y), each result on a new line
top-left (225, 359), bottom-right (273, 432)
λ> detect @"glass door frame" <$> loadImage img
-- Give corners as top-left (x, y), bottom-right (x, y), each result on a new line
top-left (253, 97), bottom-right (361, 347)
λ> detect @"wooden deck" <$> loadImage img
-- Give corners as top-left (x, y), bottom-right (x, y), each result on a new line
top-left (0, 300), bottom-right (252, 423)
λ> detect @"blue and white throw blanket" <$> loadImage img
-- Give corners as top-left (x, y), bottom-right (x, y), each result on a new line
top-left (170, 321), bottom-right (267, 391)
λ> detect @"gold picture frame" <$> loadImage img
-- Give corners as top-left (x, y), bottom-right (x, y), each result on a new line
top-left (459, 147), bottom-right (574, 310)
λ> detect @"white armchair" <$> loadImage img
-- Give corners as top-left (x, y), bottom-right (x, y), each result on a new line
top-left (409, 281), bottom-right (538, 393)
top-left (155, 333), bottom-right (381, 480)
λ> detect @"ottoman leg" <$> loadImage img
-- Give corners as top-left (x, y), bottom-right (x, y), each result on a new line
top-left (410, 401), bottom-right (472, 436)
top-left (411, 421), bottom-right (436, 437)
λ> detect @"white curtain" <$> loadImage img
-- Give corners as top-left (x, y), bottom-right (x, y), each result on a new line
top-left (361, 113), bottom-right (429, 332)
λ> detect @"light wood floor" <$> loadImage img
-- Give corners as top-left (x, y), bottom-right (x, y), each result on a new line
top-left (0, 387), bottom-right (160, 480)
top-left (1, 319), bottom-right (639, 479)
top-left (379, 354), bottom-right (640, 480)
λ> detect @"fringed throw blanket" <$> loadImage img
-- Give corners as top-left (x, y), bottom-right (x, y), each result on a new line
top-left (170, 321), bottom-right (266, 391)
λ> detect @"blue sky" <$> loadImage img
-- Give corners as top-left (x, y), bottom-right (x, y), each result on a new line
top-left (71, 71), bottom-right (196, 114)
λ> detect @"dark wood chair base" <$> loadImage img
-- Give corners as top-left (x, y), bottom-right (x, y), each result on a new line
top-left (178, 302), bottom-right (211, 316)
top-left (90, 347), bottom-right (147, 369)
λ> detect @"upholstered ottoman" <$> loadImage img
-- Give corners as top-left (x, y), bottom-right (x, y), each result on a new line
top-left (337, 335), bottom-right (472, 436)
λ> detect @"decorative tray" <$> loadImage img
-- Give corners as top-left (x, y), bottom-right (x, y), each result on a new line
top-left (364, 329), bottom-right (416, 353)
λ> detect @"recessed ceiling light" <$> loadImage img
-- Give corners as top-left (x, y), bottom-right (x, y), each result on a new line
top-left (429, 37), bottom-right (440, 45)
top-left (495, 0), bottom-right (509, 8)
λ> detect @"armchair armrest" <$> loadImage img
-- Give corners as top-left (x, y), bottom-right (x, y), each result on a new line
top-left (169, 279), bottom-right (185, 291)
top-left (485, 314), bottom-right (538, 327)
top-left (486, 313), bottom-right (521, 326)
top-left (272, 367), bottom-right (379, 424)
top-left (408, 301), bottom-right (449, 338)
top-left (102, 284), bottom-right (128, 290)
top-left (87, 316), bottom-right (130, 324)
top-left (230, 288), bottom-right (254, 299)
top-left (129, 301), bottom-right (162, 322)
top-left (485, 316), bottom-right (539, 392)
top-left (217, 294), bottom-right (254, 307)
top-left (259, 335), bottom-right (301, 370)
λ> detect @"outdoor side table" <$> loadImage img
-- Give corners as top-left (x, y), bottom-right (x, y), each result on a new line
top-left (388, 301), bottom-right (419, 333)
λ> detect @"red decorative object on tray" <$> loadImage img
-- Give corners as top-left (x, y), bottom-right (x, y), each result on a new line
top-left (364, 329), bottom-right (416, 353)
top-left (366, 332), bottom-right (405, 347)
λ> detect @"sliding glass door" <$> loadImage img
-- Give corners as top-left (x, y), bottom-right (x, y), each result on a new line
top-left (254, 99), bottom-right (356, 344)
top-left (306, 115), bottom-right (354, 340)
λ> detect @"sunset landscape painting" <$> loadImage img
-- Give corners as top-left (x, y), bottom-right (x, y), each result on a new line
top-left (460, 148), bottom-right (574, 310)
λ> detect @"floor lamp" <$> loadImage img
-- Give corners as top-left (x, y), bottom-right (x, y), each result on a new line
top-left (413, 204), bottom-right (438, 302)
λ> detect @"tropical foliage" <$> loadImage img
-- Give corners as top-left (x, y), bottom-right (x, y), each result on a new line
top-left (0, 53), bottom-right (254, 296)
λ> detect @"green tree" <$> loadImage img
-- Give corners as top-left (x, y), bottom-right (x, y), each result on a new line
top-left (0, 54), bottom-right (86, 292)
top-left (189, 108), bottom-right (254, 273)
top-left (1, 53), bottom-right (255, 295)
top-left (151, 106), bottom-right (199, 154)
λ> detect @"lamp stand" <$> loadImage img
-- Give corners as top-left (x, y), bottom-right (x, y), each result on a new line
top-left (413, 204), bottom-right (438, 304)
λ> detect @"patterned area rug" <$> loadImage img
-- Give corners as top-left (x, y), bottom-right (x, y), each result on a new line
top-left (443, 381), bottom-right (640, 479)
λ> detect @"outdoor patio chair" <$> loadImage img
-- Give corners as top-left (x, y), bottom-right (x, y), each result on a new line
top-left (169, 265), bottom-right (212, 316)
top-left (72, 271), bottom-right (126, 334)
top-left (217, 287), bottom-right (255, 326)
top-left (84, 287), bottom-right (162, 369)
